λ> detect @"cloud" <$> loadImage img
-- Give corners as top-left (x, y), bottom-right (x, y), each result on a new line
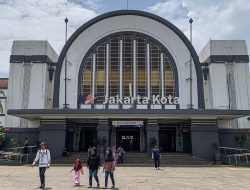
top-left (0, 0), bottom-right (98, 77)
top-left (1, 0), bottom-right (250, 78)
top-left (147, 0), bottom-right (250, 56)
top-left (70, 0), bottom-right (103, 11)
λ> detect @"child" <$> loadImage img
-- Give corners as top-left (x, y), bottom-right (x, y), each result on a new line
top-left (103, 147), bottom-right (116, 189)
top-left (32, 142), bottom-right (51, 189)
top-left (71, 159), bottom-right (84, 186)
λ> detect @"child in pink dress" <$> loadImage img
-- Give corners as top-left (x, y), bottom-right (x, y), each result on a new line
top-left (71, 159), bottom-right (84, 186)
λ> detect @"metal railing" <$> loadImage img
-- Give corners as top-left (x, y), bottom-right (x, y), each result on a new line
top-left (219, 147), bottom-right (250, 165)
top-left (0, 146), bottom-right (37, 164)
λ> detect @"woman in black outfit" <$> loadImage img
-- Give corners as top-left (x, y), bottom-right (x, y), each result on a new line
top-left (87, 148), bottom-right (101, 188)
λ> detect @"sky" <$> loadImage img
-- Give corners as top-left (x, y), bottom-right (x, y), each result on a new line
top-left (0, 0), bottom-right (250, 77)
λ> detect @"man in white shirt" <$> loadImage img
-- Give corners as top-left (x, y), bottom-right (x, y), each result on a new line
top-left (32, 142), bottom-right (51, 189)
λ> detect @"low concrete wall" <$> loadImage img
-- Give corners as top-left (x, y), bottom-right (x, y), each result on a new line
top-left (219, 128), bottom-right (250, 149)
top-left (39, 121), bottom-right (67, 159)
top-left (191, 125), bottom-right (219, 162)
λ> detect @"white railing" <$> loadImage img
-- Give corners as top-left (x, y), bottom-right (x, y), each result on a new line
top-left (219, 147), bottom-right (250, 165)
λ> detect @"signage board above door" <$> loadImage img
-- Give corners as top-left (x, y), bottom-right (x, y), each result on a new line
top-left (112, 121), bottom-right (144, 126)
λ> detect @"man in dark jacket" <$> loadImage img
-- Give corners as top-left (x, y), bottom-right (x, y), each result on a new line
top-left (87, 148), bottom-right (100, 188)
top-left (152, 146), bottom-right (161, 170)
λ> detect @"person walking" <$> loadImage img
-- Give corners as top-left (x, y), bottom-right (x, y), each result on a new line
top-left (32, 142), bottom-right (51, 189)
top-left (23, 137), bottom-right (29, 154)
top-left (103, 148), bottom-right (116, 189)
top-left (70, 158), bottom-right (84, 186)
top-left (87, 148), bottom-right (100, 188)
top-left (152, 146), bottom-right (161, 170)
top-left (117, 146), bottom-right (125, 164)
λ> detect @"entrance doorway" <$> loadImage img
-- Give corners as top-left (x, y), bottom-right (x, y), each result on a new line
top-left (182, 127), bottom-right (192, 153)
top-left (116, 127), bottom-right (140, 151)
top-left (79, 127), bottom-right (97, 151)
top-left (159, 127), bottom-right (176, 152)
top-left (66, 128), bottom-right (75, 152)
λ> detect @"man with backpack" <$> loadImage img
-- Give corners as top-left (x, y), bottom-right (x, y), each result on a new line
top-left (32, 142), bottom-right (51, 189)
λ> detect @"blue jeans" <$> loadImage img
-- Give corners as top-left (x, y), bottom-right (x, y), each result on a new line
top-left (89, 169), bottom-right (99, 186)
top-left (154, 158), bottom-right (160, 168)
top-left (39, 167), bottom-right (47, 184)
top-left (105, 171), bottom-right (115, 187)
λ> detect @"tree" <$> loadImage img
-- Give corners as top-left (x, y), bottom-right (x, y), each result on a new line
top-left (0, 101), bottom-right (3, 114)
top-left (0, 126), bottom-right (5, 147)
top-left (10, 138), bottom-right (19, 147)
top-left (0, 90), bottom-right (5, 97)
top-left (234, 134), bottom-right (249, 148)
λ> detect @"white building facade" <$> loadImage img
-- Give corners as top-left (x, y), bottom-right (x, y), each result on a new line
top-left (5, 11), bottom-right (250, 161)
top-left (0, 78), bottom-right (8, 128)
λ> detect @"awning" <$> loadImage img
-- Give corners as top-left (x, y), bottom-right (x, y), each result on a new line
top-left (7, 109), bottom-right (250, 120)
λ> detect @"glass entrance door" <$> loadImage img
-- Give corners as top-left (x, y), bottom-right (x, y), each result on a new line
top-left (116, 127), bottom-right (140, 151)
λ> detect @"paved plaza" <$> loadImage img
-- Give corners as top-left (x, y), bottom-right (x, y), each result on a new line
top-left (0, 165), bottom-right (250, 190)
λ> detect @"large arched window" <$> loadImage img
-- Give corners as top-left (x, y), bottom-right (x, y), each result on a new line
top-left (79, 32), bottom-right (178, 109)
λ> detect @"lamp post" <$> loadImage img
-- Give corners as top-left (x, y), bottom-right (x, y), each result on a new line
top-left (64, 18), bottom-right (69, 109)
top-left (189, 18), bottom-right (193, 109)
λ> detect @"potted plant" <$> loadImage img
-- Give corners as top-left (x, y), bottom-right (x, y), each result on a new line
top-left (212, 142), bottom-right (220, 164)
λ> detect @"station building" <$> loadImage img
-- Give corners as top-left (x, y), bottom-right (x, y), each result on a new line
top-left (5, 10), bottom-right (250, 161)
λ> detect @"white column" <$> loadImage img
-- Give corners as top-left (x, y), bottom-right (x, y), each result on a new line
top-left (160, 53), bottom-right (164, 97)
top-left (133, 39), bottom-right (137, 99)
top-left (105, 44), bottom-right (110, 98)
top-left (147, 43), bottom-right (150, 99)
top-left (92, 53), bottom-right (96, 96)
top-left (119, 39), bottom-right (123, 97)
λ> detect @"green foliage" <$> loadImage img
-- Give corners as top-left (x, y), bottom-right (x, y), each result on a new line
top-left (234, 134), bottom-right (249, 148)
top-left (0, 90), bottom-right (5, 97)
top-left (0, 126), bottom-right (5, 146)
top-left (10, 138), bottom-right (19, 147)
top-left (0, 102), bottom-right (3, 114)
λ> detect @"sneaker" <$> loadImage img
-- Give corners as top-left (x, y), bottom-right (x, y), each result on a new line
top-left (102, 186), bottom-right (107, 189)
top-left (88, 186), bottom-right (92, 188)
top-left (97, 183), bottom-right (100, 187)
top-left (40, 184), bottom-right (45, 189)
top-left (111, 185), bottom-right (115, 189)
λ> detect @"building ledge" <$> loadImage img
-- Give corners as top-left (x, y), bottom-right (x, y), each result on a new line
top-left (7, 109), bottom-right (250, 120)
